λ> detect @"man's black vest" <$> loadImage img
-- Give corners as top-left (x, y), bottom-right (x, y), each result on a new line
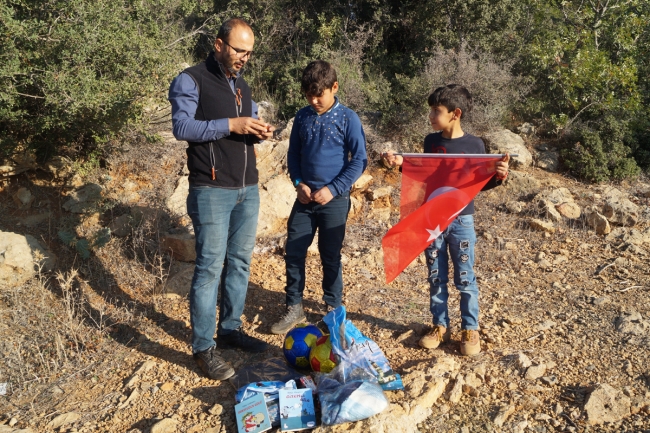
top-left (183, 53), bottom-right (258, 188)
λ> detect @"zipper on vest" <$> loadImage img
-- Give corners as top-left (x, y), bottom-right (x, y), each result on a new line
top-left (232, 76), bottom-right (247, 188)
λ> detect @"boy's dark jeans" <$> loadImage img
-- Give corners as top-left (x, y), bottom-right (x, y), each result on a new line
top-left (284, 191), bottom-right (351, 308)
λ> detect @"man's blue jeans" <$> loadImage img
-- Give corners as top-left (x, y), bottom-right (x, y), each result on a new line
top-left (284, 191), bottom-right (350, 308)
top-left (187, 184), bottom-right (259, 354)
top-left (425, 214), bottom-right (479, 330)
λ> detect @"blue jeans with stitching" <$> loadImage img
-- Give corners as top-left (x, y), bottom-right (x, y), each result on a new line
top-left (425, 214), bottom-right (479, 330)
top-left (187, 184), bottom-right (259, 354)
top-left (284, 191), bottom-right (351, 308)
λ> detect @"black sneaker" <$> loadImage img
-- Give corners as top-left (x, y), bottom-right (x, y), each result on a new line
top-left (193, 346), bottom-right (235, 380)
top-left (270, 303), bottom-right (307, 335)
top-left (216, 327), bottom-right (271, 353)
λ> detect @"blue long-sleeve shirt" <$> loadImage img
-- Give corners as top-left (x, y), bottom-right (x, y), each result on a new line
top-left (168, 72), bottom-right (258, 142)
top-left (287, 98), bottom-right (368, 196)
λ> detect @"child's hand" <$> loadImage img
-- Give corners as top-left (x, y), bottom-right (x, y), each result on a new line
top-left (296, 183), bottom-right (312, 204)
top-left (311, 186), bottom-right (334, 205)
top-left (381, 151), bottom-right (403, 167)
top-left (495, 153), bottom-right (510, 180)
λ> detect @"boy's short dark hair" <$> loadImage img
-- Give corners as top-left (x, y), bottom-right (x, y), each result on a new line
top-left (427, 84), bottom-right (473, 119)
top-left (301, 60), bottom-right (338, 96)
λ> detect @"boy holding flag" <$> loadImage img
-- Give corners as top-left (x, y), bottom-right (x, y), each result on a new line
top-left (383, 84), bottom-right (509, 356)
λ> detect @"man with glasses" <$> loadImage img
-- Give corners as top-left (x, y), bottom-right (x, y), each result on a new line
top-left (168, 18), bottom-right (274, 381)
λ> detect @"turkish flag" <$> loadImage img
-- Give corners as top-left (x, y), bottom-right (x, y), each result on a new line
top-left (382, 154), bottom-right (502, 283)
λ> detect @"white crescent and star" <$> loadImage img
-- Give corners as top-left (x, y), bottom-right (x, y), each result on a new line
top-left (424, 186), bottom-right (469, 241)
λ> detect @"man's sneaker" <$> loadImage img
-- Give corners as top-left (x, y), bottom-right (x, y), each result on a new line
top-left (270, 303), bottom-right (307, 335)
top-left (216, 327), bottom-right (271, 353)
top-left (194, 346), bottom-right (235, 380)
top-left (418, 325), bottom-right (451, 349)
top-left (460, 329), bottom-right (481, 356)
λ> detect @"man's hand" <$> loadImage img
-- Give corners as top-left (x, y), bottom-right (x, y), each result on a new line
top-left (311, 186), bottom-right (334, 205)
top-left (229, 117), bottom-right (275, 139)
top-left (381, 150), bottom-right (403, 167)
top-left (296, 183), bottom-right (312, 204)
top-left (495, 153), bottom-right (510, 180)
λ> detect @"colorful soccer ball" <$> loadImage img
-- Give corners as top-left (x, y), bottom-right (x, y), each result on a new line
top-left (309, 334), bottom-right (338, 373)
top-left (283, 324), bottom-right (323, 369)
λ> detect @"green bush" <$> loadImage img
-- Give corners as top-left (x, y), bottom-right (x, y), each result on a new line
top-left (561, 115), bottom-right (640, 183)
top-left (0, 0), bottom-right (200, 160)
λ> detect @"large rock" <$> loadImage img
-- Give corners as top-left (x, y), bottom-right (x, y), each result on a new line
top-left (615, 310), bottom-right (649, 335)
top-left (584, 384), bottom-right (630, 425)
top-left (258, 175), bottom-right (295, 237)
top-left (585, 207), bottom-right (611, 235)
top-left (483, 129), bottom-right (533, 169)
top-left (165, 176), bottom-right (189, 216)
top-left (603, 195), bottom-right (639, 227)
top-left (503, 171), bottom-right (541, 196)
top-left (160, 233), bottom-right (196, 262)
top-left (534, 187), bottom-right (574, 205)
top-left (0, 231), bottom-right (56, 287)
top-left (536, 149), bottom-right (559, 172)
top-left (255, 139), bottom-right (289, 185)
top-left (62, 183), bottom-right (103, 213)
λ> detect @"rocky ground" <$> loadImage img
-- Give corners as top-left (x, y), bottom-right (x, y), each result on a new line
top-left (1, 128), bottom-right (650, 433)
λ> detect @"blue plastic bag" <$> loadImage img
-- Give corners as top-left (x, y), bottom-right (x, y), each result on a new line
top-left (323, 306), bottom-right (404, 391)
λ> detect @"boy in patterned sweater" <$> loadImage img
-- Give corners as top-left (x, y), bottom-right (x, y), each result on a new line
top-left (270, 60), bottom-right (368, 334)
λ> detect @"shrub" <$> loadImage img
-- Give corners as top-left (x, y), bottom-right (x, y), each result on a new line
top-left (0, 0), bottom-right (201, 160)
top-left (561, 115), bottom-right (640, 183)
top-left (380, 44), bottom-right (528, 152)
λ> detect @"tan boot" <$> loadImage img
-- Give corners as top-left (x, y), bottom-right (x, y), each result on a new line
top-left (460, 329), bottom-right (481, 356)
top-left (419, 325), bottom-right (451, 349)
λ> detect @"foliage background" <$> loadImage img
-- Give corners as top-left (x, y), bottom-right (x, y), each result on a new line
top-left (1, 0), bottom-right (649, 181)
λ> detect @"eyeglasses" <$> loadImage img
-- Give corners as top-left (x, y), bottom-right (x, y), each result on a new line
top-left (222, 40), bottom-right (253, 59)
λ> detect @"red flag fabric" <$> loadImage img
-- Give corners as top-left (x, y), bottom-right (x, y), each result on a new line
top-left (382, 154), bottom-right (502, 283)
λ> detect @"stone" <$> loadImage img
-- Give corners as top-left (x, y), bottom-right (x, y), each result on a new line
top-left (536, 150), bottom-right (559, 172)
top-left (505, 201), bottom-right (524, 213)
top-left (130, 206), bottom-right (164, 223)
top-left (353, 174), bottom-right (373, 191)
top-left (483, 129), bottom-right (533, 169)
top-left (517, 122), bottom-right (536, 135)
top-left (134, 360), bottom-right (156, 375)
top-left (538, 199), bottom-right (562, 222)
top-left (541, 375), bottom-right (558, 386)
top-left (536, 320), bottom-right (556, 331)
top-left (514, 353), bottom-right (532, 369)
top-left (109, 214), bottom-right (132, 238)
top-left (256, 100), bottom-right (275, 124)
top-left (13, 188), bottom-right (34, 209)
top-left (368, 186), bottom-right (393, 201)
top-left (22, 212), bottom-right (51, 227)
top-left (585, 208), bottom-right (611, 235)
top-left (464, 372), bottom-right (482, 388)
top-left (160, 233), bottom-right (196, 262)
top-left (525, 364), bottom-right (547, 380)
top-left (150, 418), bottom-right (177, 433)
top-left (448, 376), bottom-right (464, 403)
top-left (47, 412), bottom-right (81, 429)
top-left (584, 383), bottom-right (631, 425)
top-left (257, 175), bottom-right (295, 237)
top-left (0, 231), bottom-right (56, 287)
top-left (529, 219), bottom-right (555, 233)
top-left (160, 382), bottom-right (175, 392)
top-left (349, 195), bottom-right (363, 217)
top-left (208, 403), bottom-right (223, 416)
top-left (603, 195), bottom-right (639, 227)
top-left (117, 388), bottom-right (140, 409)
top-left (44, 155), bottom-right (73, 179)
top-left (493, 405), bottom-right (515, 427)
top-left (255, 139), bottom-right (289, 184)
top-left (279, 118), bottom-right (294, 141)
top-left (556, 202), bottom-right (581, 219)
top-left (504, 171), bottom-right (541, 196)
top-left (62, 183), bottom-right (104, 213)
top-left (166, 176), bottom-right (189, 216)
top-left (615, 310), bottom-right (649, 335)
